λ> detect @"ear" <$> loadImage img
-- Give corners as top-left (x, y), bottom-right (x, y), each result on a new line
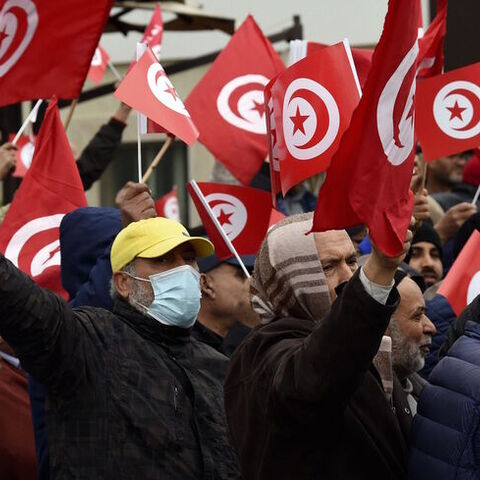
top-left (200, 273), bottom-right (215, 300)
top-left (113, 271), bottom-right (131, 300)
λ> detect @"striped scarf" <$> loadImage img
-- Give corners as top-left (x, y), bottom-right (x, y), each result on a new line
top-left (250, 212), bottom-right (393, 400)
top-left (251, 213), bottom-right (331, 324)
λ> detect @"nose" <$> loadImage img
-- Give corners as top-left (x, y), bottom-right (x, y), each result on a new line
top-left (338, 261), bottom-right (354, 285)
top-left (422, 315), bottom-right (437, 335)
top-left (420, 253), bottom-right (435, 269)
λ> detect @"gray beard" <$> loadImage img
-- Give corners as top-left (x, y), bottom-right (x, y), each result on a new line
top-left (128, 277), bottom-right (154, 314)
top-left (389, 320), bottom-right (425, 379)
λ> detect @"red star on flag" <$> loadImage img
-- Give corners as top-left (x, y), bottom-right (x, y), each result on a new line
top-left (447, 100), bottom-right (467, 121)
top-left (164, 85), bottom-right (178, 101)
top-left (217, 208), bottom-right (233, 226)
top-left (290, 106), bottom-right (309, 135)
top-left (250, 99), bottom-right (265, 118)
top-left (0, 27), bottom-right (9, 47)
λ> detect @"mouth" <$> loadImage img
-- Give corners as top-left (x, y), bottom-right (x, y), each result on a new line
top-left (422, 272), bottom-right (438, 285)
top-left (419, 345), bottom-right (431, 355)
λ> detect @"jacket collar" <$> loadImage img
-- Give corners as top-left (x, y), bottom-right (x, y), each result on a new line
top-left (113, 298), bottom-right (192, 346)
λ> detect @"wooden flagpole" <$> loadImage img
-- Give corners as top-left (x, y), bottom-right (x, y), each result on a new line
top-left (63, 99), bottom-right (78, 132)
top-left (141, 136), bottom-right (174, 183)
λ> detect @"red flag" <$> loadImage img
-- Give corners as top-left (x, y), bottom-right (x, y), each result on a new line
top-left (142, 2), bottom-right (163, 59)
top-left (187, 182), bottom-right (272, 259)
top-left (128, 2), bottom-right (164, 71)
top-left (185, 16), bottom-right (285, 185)
top-left (312, 0), bottom-right (421, 257)
top-left (114, 47), bottom-right (198, 145)
top-left (416, 62), bottom-right (480, 162)
top-left (306, 42), bottom-right (373, 89)
top-left (438, 230), bottom-right (480, 316)
top-left (265, 76), bottom-right (282, 205)
top-left (0, 98), bottom-right (87, 298)
top-left (271, 40), bottom-right (361, 195)
top-left (417, 0), bottom-right (447, 78)
top-left (269, 208), bottom-right (285, 228)
top-left (0, 0), bottom-right (113, 106)
top-left (155, 187), bottom-right (180, 220)
top-left (8, 132), bottom-right (34, 177)
top-left (87, 45), bottom-right (110, 85)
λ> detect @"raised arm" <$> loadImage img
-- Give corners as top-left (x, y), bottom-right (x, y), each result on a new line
top-left (0, 254), bottom-right (90, 397)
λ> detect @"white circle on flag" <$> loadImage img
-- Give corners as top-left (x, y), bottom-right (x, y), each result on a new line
top-left (467, 270), bottom-right (480, 305)
top-left (376, 40), bottom-right (419, 166)
top-left (204, 193), bottom-right (247, 241)
top-left (147, 63), bottom-right (191, 117)
top-left (433, 81), bottom-right (480, 139)
top-left (20, 140), bottom-right (34, 168)
top-left (4, 214), bottom-right (65, 277)
top-left (216, 74), bottom-right (269, 134)
top-left (163, 196), bottom-right (179, 221)
top-left (282, 78), bottom-right (340, 161)
top-left (0, 0), bottom-right (38, 77)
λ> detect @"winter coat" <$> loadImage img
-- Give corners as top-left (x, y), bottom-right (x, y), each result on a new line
top-left (420, 294), bottom-right (456, 379)
top-left (224, 271), bottom-right (412, 480)
top-left (29, 207), bottom-right (122, 480)
top-left (408, 296), bottom-right (480, 479)
top-left (0, 254), bottom-right (240, 480)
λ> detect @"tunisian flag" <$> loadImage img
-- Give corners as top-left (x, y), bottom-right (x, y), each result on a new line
top-left (0, 98), bottom-right (87, 298)
top-left (312, 0), bottom-right (421, 257)
top-left (155, 187), bottom-right (180, 220)
top-left (304, 42), bottom-right (373, 89)
top-left (187, 181), bottom-right (272, 259)
top-left (87, 45), bottom-right (110, 85)
top-left (270, 40), bottom-right (361, 195)
top-left (8, 133), bottom-right (35, 177)
top-left (417, 0), bottom-right (447, 78)
top-left (185, 16), bottom-right (285, 185)
top-left (416, 62), bottom-right (480, 162)
top-left (438, 230), bottom-right (480, 316)
top-left (0, 0), bottom-right (113, 106)
top-left (114, 47), bottom-right (198, 145)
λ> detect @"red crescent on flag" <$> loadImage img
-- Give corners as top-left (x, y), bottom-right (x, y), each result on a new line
top-left (446, 87), bottom-right (480, 132)
top-left (289, 88), bottom-right (329, 150)
top-left (228, 81), bottom-right (265, 121)
top-left (0, 5), bottom-right (29, 62)
top-left (208, 198), bottom-right (236, 209)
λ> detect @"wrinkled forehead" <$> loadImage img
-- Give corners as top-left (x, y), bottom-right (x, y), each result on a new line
top-left (313, 230), bottom-right (355, 261)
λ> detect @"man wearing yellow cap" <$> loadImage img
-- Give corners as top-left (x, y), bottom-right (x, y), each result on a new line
top-left (0, 216), bottom-right (241, 479)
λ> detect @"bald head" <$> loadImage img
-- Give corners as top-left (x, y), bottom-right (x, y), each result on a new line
top-left (313, 230), bottom-right (358, 301)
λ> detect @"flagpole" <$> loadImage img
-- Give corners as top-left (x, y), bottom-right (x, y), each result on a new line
top-left (136, 112), bottom-right (143, 183)
top-left (141, 136), bottom-right (174, 183)
top-left (107, 60), bottom-right (123, 82)
top-left (472, 184), bottom-right (480, 205)
top-left (12, 99), bottom-right (43, 146)
top-left (63, 99), bottom-right (78, 132)
top-left (420, 162), bottom-right (428, 192)
top-left (190, 180), bottom-right (251, 279)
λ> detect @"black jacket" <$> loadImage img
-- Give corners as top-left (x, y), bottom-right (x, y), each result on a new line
top-left (0, 254), bottom-right (240, 480)
top-left (224, 271), bottom-right (411, 480)
top-left (76, 117), bottom-right (126, 191)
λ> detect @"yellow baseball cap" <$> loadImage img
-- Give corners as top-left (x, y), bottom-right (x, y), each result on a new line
top-left (110, 217), bottom-right (214, 272)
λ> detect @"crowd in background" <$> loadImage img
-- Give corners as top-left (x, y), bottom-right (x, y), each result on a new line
top-left (0, 91), bottom-right (479, 480)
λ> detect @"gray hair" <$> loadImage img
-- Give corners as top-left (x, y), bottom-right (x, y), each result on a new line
top-left (110, 261), bottom-right (136, 301)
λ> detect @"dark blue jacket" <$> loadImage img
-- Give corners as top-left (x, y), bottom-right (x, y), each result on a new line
top-left (420, 294), bottom-right (456, 379)
top-left (408, 298), bottom-right (480, 479)
top-left (29, 207), bottom-right (121, 480)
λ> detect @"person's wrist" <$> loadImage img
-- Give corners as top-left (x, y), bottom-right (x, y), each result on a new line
top-left (363, 252), bottom-right (397, 286)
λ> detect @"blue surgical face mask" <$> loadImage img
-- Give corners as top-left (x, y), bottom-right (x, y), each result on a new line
top-left (127, 265), bottom-right (202, 329)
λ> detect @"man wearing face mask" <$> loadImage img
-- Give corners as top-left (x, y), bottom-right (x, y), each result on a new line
top-left (0, 217), bottom-right (241, 480)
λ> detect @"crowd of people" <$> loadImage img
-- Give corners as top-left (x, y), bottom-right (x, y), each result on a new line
top-left (0, 92), bottom-right (480, 480)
